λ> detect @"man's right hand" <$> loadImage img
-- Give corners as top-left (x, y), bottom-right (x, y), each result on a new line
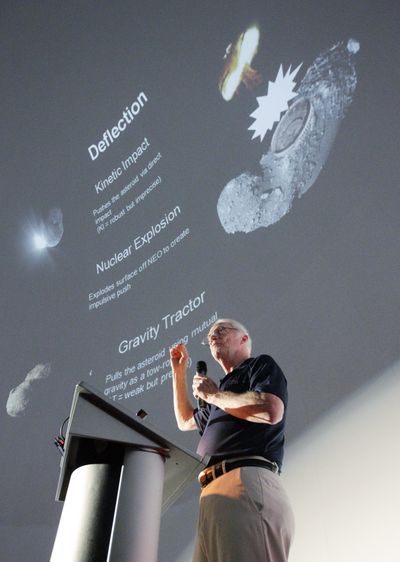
top-left (169, 343), bottom-right (189, 374)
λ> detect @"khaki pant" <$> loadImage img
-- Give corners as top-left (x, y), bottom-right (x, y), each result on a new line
top-left (193, 466), bottom-right (295, 562)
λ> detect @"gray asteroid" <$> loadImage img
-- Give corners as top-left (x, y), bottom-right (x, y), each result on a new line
top-left (6, 363), bottom-right (51, 417)
top-left (218, 39), bottom-right (359, 233)
top-left (44, 207), bottom-right (64, 247)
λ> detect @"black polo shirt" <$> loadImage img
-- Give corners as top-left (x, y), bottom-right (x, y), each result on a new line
top-left (193, 355), bottom-right (288, 470)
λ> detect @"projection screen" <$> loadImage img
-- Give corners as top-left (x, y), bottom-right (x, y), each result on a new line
top-left (1, 1), bottom-right (399, 561)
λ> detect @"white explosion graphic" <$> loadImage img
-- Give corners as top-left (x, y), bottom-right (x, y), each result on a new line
top-left (249, 64), bottom-right (302, 142)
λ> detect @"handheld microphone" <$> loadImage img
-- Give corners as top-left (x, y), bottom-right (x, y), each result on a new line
top-left (196, 360), bottom-right (208, 409)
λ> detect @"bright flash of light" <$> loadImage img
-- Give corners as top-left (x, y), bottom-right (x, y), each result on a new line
top-left (29, 207), bottom-right (64, 252)
top-left (33, 232), bottom-right (48, 250)
top-left (249, 64), bottom-right (302, 142)
top-left (220, 26), bottom-right (260, 101)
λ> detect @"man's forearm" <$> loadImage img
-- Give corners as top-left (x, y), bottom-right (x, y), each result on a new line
top-left (208, 390), bottom-right (284, 424)
top-left (172, 370), bottom-right (196, 430)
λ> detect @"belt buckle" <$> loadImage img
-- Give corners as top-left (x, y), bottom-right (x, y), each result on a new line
top-left (199, 460), bottom-right (228, 489)
top-left (199, 466), bottom-right (215, 488)
top-left (212, 460), bottom-right (228, 479)
top-left (198, 470), bottom-right (208, 488)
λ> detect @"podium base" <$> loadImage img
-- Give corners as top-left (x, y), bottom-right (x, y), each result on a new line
top-left (50, 463), bottom-right (121, 562)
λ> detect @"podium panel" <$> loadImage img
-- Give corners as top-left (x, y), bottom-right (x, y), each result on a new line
top-left (51, 382), bottom-right (206, 562)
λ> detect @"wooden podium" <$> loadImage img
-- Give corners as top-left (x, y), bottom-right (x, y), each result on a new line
top-left (51, 382), bottom-right (205, 562)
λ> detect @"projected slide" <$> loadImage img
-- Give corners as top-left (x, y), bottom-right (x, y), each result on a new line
top-left (78, 33), bottom-right (361, 423)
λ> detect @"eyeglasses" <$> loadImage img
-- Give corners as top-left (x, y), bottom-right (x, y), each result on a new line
top-left (201, 325), bottom-right (239, 346)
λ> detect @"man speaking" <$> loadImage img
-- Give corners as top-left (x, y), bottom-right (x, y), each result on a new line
top-left (169, 318), bottom-right (294, 562)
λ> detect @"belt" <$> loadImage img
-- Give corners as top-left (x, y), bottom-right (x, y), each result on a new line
top-left (198, 457), bottom-right (279, 489)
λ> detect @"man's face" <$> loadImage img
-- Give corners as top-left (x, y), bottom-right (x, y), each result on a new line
top-left (207, 322), bottom-right (245, 360)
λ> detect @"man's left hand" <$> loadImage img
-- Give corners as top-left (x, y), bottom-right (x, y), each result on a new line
top-left (192, 374), bottom-right (219, 404)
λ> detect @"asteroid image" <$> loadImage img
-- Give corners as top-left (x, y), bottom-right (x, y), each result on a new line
top-left (6, 363), bottom-right (51, 417)
top-left (217, 39), bottom-right (359, 233)
top-left (33, 207), bottom-right (64, 249)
